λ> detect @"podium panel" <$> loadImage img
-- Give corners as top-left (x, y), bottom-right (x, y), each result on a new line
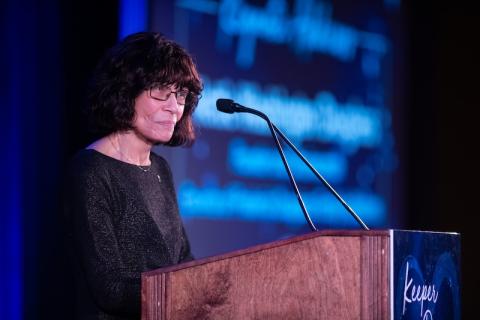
top-left (391, 230), bottom-right (460, 320)
top-left (142, 230), bottom-right (460, 320)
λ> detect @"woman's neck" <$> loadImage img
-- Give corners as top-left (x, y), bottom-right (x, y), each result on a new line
top-left (112, 131), bottom-right (152, 165)
top-left (88, 131), bottom-right (153, 166)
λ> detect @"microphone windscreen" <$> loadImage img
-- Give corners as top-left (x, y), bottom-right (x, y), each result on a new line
top-left (216, 99), bottom-right (236, 113)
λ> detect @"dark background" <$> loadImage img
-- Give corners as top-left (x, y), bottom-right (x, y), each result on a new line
top-left (1, 0), bottom-right (478, 318)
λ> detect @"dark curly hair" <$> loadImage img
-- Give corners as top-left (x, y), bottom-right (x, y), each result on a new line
top-left (87, 32), bottom-right (203, 146)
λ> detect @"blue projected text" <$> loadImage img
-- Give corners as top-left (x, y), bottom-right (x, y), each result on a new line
top-left (195, 76), bottom-right (389, 150)
top-left (228, 138), bottom-right (348, 183)
top-left (176, 0), bottom-right (389, 68)
top-left (179, 181), bottom-right (386, 226)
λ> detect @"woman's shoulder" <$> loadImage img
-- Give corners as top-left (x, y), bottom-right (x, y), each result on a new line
top-left (66, 149), bottom-right (117, 180)
top-left (150, 151), bottom-right (170, 168)
top-left (69, 148), bottom-right (108, 168)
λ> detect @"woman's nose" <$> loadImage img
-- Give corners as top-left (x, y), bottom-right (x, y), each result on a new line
top-left (163, 94), bottom-right (181, 113)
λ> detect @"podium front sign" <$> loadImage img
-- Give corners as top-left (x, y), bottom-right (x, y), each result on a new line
top-left (392, 230), bottom-right (461, 320)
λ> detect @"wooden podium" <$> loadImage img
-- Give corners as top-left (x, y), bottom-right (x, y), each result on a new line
top-left (141, 230), bottom-right (460, 320)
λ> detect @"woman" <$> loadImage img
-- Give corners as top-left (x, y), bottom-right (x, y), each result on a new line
top-left (65, 32), bottom-right (202, 319)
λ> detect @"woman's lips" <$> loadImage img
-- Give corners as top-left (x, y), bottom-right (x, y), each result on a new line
top-left (155, 121), bottom-right (176, 132)
top-left (155, 120), bottom-right (176, 126)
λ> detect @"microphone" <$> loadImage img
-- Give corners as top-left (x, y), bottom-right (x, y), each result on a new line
top-left (216, 99), bottom-right (238, 114)
top-left (216, 98), bottom-right (265, 119)
top-left (216, 98), bottom-right (369, 231)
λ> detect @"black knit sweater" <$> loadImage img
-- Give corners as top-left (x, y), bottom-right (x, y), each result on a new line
top-left (64, 149), bottom-right (193, 319)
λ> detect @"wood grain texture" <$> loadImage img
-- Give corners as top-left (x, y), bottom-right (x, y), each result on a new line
top-left (142, 230), bottom-right (391, 320)
top-left (361, 235), bottom-right (390, 319)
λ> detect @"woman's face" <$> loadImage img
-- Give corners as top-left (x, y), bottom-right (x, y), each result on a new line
top-left (132, 86), bottom-right (186, 144)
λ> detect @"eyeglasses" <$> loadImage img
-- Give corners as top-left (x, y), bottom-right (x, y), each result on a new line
top-left (149, 87), bottom-right (190, 105)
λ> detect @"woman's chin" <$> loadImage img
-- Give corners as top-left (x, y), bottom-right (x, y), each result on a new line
top-left (150, 135), bottom-right (172, 145)
top-left (134, 129), bottom-right (173, 145)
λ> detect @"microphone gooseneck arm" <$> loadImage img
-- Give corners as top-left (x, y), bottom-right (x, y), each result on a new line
top-left (217, 99), bottom-right (317, 231)
top-left (271, 123), bottom-right (369, 230)
top-left (216, 98), bottom-right (370, 231)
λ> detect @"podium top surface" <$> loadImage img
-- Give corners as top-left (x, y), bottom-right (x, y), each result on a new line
top-left (143, 229), bottom-right (459, 277)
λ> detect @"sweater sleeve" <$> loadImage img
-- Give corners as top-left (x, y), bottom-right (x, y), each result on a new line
top-left (179, 224), bottom-right (195, 263)
top-left (67, 163), bottom-right (141, 317)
